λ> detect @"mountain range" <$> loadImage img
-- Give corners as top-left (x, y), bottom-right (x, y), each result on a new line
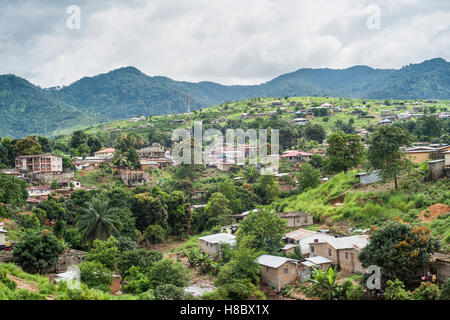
top-left (0, 57), bottom-right (449, 138)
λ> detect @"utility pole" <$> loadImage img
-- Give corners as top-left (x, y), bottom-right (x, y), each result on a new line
top-left (168, 101), bottom-right (172, 115)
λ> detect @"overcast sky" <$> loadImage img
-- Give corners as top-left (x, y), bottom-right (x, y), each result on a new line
top-left (0, 0), bottom-right (449, 87)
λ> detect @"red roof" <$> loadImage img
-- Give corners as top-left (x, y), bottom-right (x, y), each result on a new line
top-left (282, 150), bottom-right (312, 158)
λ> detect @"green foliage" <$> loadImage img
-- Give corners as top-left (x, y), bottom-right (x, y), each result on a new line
top-left (384, 279), bottom-right (412, 300)
top-left (0, 174), bottom-right (28, 210)
top-left (236, 208), bottom-right (286, 254)
top-left (412, 282), bottom-right (440, 300)
top-left (85, 236), bottom-right (120, 271)
top-left (154, 284), bottom-right (194, 300)
top-left (144, 224), bottom-right (166, 246)
top-left (76, 198), bottom-right (121, 243)
top-left (296, 163), bottom-right (321, 192)
top-left (147, 259), bottom-right (190, 289)
top-left (79, 261), bottom-right (114, 292)
top-left (255, 174), bottom-right (280, 205)
top-left (367, 125), bottom-right (413, 189)
top-left (359, 220), bottom-right (440, 284)
top-left (117, 249), bottom-right (162, 277)
top-left (324, 131), bottom-right (364, 174)
top-left (309, 267), bottom-right (342, 300)
top-left (439, 278), bottom-right (450, 300)
top-left (13, 231), bottom-right (63, 274)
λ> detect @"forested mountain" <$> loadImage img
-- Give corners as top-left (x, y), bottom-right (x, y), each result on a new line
top-left (0, 58), bottom-right (448, 138)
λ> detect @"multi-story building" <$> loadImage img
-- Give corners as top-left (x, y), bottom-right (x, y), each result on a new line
top-left (15, 154), bottom-right (63, 174)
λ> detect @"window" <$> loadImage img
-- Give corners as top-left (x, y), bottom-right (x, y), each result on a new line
top-left (328, 249), bottom-right (332, 257)
top-left (345, 252), bottom-right (349, 259)
top-left (311, 247), bottom-right (315, 253)
top-left (283, 268), bottom-right (289, 274)
top-left (266, 267), bottom-right (269, 272)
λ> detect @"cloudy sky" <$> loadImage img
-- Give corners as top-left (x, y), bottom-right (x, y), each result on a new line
top-left (0, 0), bottom-right (449, 87)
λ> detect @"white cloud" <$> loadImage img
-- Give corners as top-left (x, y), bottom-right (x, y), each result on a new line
top-left (0, 0), bottom-right (448, 87)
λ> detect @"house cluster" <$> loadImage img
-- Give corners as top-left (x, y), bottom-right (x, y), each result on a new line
top-left (401, 145), bottom-right (450, 180)
top-left (137, 143), bottom-right (174, 170)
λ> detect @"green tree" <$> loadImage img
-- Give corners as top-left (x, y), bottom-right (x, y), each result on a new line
top-left (204, 192), bottom-right (232, 220)
top-left (367, 126), bottom-right (413, 190)
top-left (76, 198), bottom-right (121, 244)
top-left (79, 261), bottom-right (114, 292)
top-left (255, 174), bottom-right (280, 205)
top-left (310, 266), bottom-right (341, 300)
top-left (384, 279), bottom-right (412, 300)
top-left (144, 224), bottom-right (166, 248)
top-left (131, 193), bottom-right (167, 231)
top-left (0, 174), bottom-right (28, 210)
top-left (412, 282), bottom-right (440, 300)
top-left (117, 249), bottom-right (162, 277)
top-left (359, 220), bottom-right (440, 284)
top-left (85, 236), bottom-right (120, 271)
top-left (218, 179), bottom-right (241, 214)
top-left (296, 163), bottom-right (321, 192)
top-left (13, 231), bottom-right (63, 274)
top-left (439, 278), bottom-right (450, 300)
top-left (303, 123), bottom-right (326, 143)
top-left (236, 208), bottom-right (286, 254)
top-left (11, 136), bottom-right (43, 157)
top-left (324, 131), bottom-right (364, 174)
top-left (167, 191), bottom-right (193, 237)
top-left (154, 284), bottom-right (194, 300)
top-left (147, 259), bottom-right (190, 289)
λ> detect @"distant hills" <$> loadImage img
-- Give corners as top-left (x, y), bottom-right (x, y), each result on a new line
top-left (0, 58), bottom-right (449, 138)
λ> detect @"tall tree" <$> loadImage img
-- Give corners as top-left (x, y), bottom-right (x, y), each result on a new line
top-left (76, 198), bottom-right (121, 244)
top-left (324, 131), bottom-right (365, 174)
top-left (358, 219), bottom-right (440, 284)
top-left (367, 126), bottom-right (413, 190)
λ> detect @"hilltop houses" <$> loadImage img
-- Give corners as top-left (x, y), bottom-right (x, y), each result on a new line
top-left (137, 143), bottom-right (174, 169)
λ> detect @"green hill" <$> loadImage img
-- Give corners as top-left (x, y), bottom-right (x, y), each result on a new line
top-left (1, 58), bottom-right (449, 138)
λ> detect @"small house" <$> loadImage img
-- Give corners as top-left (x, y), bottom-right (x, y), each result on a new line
top-left (199, 233), bottom-right (236, 256)
top-left (278, 212), bottom-right (313, 228)
top-left (0, 223), bottom-right (7, 247)
top-left (94, 148), bottom-right (115, 159)
top-left (257, 255), bottom-right (305, 291)
top-left (355, 171), bottom-right (382, 185)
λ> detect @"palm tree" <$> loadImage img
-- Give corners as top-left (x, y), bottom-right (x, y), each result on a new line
top-left (76, 197), bottom-right (121, 244)
top-left (111, 149), bottom-right (129, 168)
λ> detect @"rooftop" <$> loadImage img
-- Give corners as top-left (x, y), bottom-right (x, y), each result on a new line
top-left (284, 228), bottom-right (317, 241)
top-left (256, 255), bottom-right (298, 268)
top-left (199, 233), bottom-right (236, 245)
top-left (95, 148), bottom-right (115, 153)
top-left (306, 256), bottom-right (333, 265)
top-left (321, 235), bottom-right (369, 250)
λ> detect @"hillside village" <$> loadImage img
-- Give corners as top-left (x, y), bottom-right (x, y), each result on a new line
top-left (0, 96), bottom-right (449, 301)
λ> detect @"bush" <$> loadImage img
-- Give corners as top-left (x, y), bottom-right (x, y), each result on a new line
top-left (79, 261), bottom-right (114, 292)
top-left (222, 278), bottom-right (258, 300)
top-left (412, 282), bottom-right (440, 300)
top-left (384, 279), bottom-right (412, 300)
top-left (147, 259), bottom-right (190, 289)
top-left (346, 284), bottom-right (365, 300)
top-left (439, 278), bottom-right (450, 300)
top-left (117, 249), bottom-right (162, 277)
top-left (154, 284), bottom-right (194, 300)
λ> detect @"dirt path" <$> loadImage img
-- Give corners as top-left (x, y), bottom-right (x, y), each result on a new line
top-left (7, 274), bottom-right (39, 292)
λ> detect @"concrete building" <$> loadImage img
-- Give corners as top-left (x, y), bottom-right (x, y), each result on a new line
top-left (138, 143), bottom-right (166, 158)
top-left (404, 147), bottom-right (437, 164)
top-left (119, 170), bottom-right (150, 187)
top-left (355, 171), bottom-right (382, 184)
top-left (291, 118), bottom-right (308, 125)
top-left (27, 185), bottom-right (52, 197)
top-left (94, 148), bottom-right (115, 159)
top-left (281, 150), bottom-right (312, 163)
top-left (15, 154), bottom-right (62, 174)
top-left (199, 233), bottom-right (236, 256)
top-left (309, 235), bottom-right (369, 273)
top-left (282, 231), bottom-right (338, 256)
top-left (257, 255), bottom-right (304, 291)
top-left (278, 212), bottom-right (313, 228)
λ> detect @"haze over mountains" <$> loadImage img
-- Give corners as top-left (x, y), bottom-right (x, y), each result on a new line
top-left (0, 58), bottom-right (449, 138)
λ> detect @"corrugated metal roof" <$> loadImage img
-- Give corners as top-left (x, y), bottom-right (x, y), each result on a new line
top-left (306, 256), bottom-right (332, 265)
top-left (256, 255), bottom-right (298, 268)
top-left (325, 235), bottom-right (369, 250)
top-left (199, 233), bottom-right (236, 245)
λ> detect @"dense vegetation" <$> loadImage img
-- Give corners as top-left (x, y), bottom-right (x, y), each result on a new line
top-left (1, 58), bottom-right (449, 138)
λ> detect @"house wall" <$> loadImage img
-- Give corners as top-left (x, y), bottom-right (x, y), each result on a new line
top-left (428, 160), bottom-right (445, 180)
top-left (260, 261), bottom-right (300, 291)
top-left (405, 152), bottom-right (430, 164)
top-left (200, 240), bottom-right (220, 256)
top-left (0, 232), bottom-right (6, 246)
top-left (310, 243), bottom-right (338, 265)
top-left (338, 248), bottom-right (366, 273)
top-left (436, 259), bottom-right (450, 285)
top-left (31, 171), bottom-right (75, 184)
